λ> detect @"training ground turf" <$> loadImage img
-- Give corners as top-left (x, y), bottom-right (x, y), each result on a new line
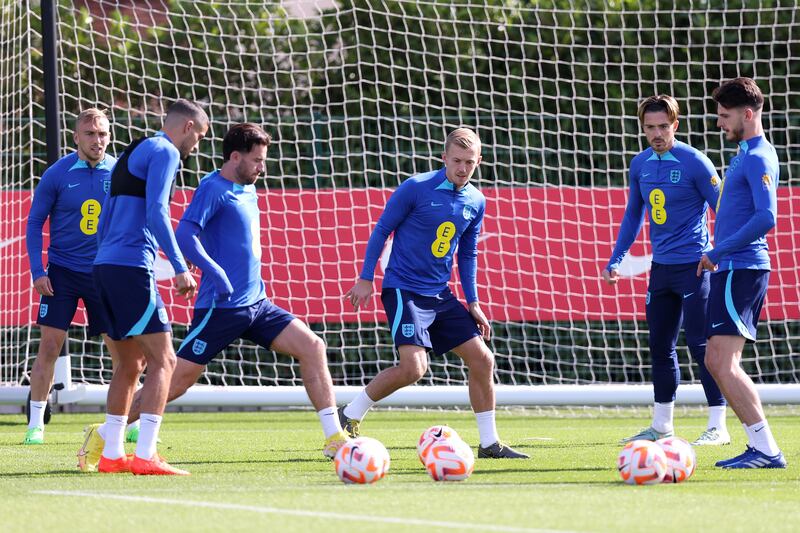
top-left (1, 408), bottom-right (798, 532)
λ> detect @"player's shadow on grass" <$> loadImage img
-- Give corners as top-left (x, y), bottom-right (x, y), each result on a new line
top-left (532, 442), bottom-right (617, 449)
top-left (180, 457), bottom-right (321, 465)
top-left (0, 470), bottom-right (79, 478)
top-left (471, 466), bottom-right (609, 475)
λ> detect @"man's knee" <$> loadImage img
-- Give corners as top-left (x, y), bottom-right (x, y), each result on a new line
top-left (168, 360), bottom-right (204, 400)
top-left (37, 329), bottom-right (65, 361)
top-left (307, 334), bottom-right (326, 359)
top-left (399, 353), bottom-right (428, 383)
top-left (115, 357), bottom-right (145, 380)
top-left (704, 343), bottom-right (727, 377)
top-left (469, 349), bottom-right (494, 375)
top-left (161, 351), bottom-right (177, 372)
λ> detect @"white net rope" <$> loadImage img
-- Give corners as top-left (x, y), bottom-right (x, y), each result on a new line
top-left (0, 3), bottom-right (38, 386)
top-left (1, 0), bottom-right (798, 394)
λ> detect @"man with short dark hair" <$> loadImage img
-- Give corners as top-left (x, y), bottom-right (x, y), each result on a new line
top-left (77, 99), bottom-right (209, 475)
top-left (697, 77), bottom-right (785, 468)
top-left (123, 123), bottom-right (349, 459)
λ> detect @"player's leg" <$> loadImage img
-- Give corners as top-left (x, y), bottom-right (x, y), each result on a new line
top-left (338, 344), bottom-right (429, 438)
top-left (102, 333), bottom-right (142, 442)
top-left (84, 279), bottom-right (143, 443)
top-left (127, 358), bottom-right (205, 425)
top-left (25, 327), bottom-right (66, 444)
top-left (704, 270), bottom-right (784, 468)
top-left (270, 320), bottom-right (337, 410)
top-left (102, 338), bottom-right (147, 458)
top-left (431, 292), bottom-right (527, 458)
top-left (87, 264), bottom-right (187, 475)
top-left (340, 289), bottom-right (434, 436)
top-left (77, 336), bottom-right (146, 472)
top-left (128, 331), bottom-right (178, 460)
top-left (622, 263), bottom-right (680, 442)
top-left (263, 313), bottom-right (348, 457)
top-left (681, 269), bottom-right (729, 445)
top-left (705, 335), bottom-right (784, 467)
top-left (25, 264), bottom-right (80, 444)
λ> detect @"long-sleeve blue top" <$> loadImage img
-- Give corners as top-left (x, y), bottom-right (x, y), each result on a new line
top-left (177, 171), bottom-right (265, 308)
top-left (94, 132), bottom-right (187, 273)
top-left (26, 152), bottom-right (116, 280)
top-left (607, 140), bottom-right (721, 271)
top-left (707, 136), bottom-right (779, 271)
top-left (360, 168), bottom-right (485, 303)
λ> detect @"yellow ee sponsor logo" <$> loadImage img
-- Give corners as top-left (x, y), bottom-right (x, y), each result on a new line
top-left (648, 188), bottom-right (667, 225)
top-left (79, 199), bottom-right (102, 235)
top-left (431, 221), bottom-right (456, 258)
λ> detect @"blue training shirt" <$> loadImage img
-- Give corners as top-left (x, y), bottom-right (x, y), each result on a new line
top-left (26, 152), bottom-right (116, 280)
top-left (607, 140), bottom-right (721, 271)
top-left (94, 132), bottom-right (188, 273)
top-left (706, 135), bottom-right (779, 271)
top-left (178, 171), bottom-right (266, 309)
top-left (360, 167), bottom-right (486, 303)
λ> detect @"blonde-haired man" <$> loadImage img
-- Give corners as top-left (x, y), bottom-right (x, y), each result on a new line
top-left (25, 108), bottom-right (121, 444)
top-left (342, 128), bottom-right (528, 459)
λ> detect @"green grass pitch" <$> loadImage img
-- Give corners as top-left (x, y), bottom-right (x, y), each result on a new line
top-left (1, 408), bottom-right (799, 532)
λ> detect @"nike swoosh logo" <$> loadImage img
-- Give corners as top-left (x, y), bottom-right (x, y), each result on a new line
top-left (0, 236), bottom-right (24, 250)
top-left (68, 183), bottom-right (80, 188)
top-left (683, 292), bottom-right (694, 299)
top-left (754, 426), bottom-right (764, 432)
top-left (712, 322), bottom-right (725, 328)
top-left (641, 173), bottom-right (650, 178)
top-left (431, 202), bottom-right (443, 207)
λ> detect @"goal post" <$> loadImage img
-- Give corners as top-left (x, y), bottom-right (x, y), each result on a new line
top-left (1, 0), bottom-right (799, 408)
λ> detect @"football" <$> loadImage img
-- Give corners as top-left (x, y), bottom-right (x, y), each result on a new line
top-left (617, 439), bottom-right (668, 485)
top-left (416, 425), bottom-right (460, 465)
top-left (424, 437), bottom-right (475, 481)
top-left (656, 437), bottom-right (697, 483)
top-left (334, 437), bottom-right (391, 484)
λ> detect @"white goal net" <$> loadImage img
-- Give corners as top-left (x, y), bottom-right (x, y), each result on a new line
top-left (1, 0), bottom-right (798, 406)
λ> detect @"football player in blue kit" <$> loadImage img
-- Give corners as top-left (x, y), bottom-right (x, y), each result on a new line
top-left (24, 108), bottom-right (121, 445)
top-left (77, 99), bottom-right (208, 475)
top-left (123, 123), bottom-right (349, 459)
top-left (603, 95), bottom-right (730, 446)
top-left (341, 128), bottom-right (528, 459)
top-left (698, 77), bottom-right (786, 468)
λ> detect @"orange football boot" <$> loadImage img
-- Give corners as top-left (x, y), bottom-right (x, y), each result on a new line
top-left (130, 454), bottom-right (190, 476)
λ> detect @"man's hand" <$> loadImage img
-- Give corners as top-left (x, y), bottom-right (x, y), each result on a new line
top-left (175, 271), bottom-right (197, 299)
top-left (33, 275), bottom-right (54, 297)
top-left (469, 302), bottom-right (491, 341)
top-left (344, 278), bottom-right (374, 310)
top-left (697, 254), bottom-right (718, 277)
top-left (601, 268), bottom-right (619, 286)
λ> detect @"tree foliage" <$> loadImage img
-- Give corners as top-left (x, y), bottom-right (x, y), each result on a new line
top-left (25, 0), bottom-right (799, 187)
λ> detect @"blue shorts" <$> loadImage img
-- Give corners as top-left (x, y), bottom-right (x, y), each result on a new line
top-left (36, 263), bottom-right (110, 337)
top-left (177, 299), bottom-right (295, 365)
top-left (706, 269), bottom-right (769, 342)
top-left (93, 264), bottom-right (171, 341)
top-left (381, 288), bottom-right (481, 355)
